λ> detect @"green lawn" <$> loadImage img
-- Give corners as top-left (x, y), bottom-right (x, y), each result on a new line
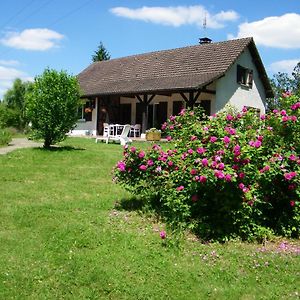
top-left (0, 138), bottom-right (299, 299)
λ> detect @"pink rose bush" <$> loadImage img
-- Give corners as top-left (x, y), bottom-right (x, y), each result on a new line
top-left (114, 94), bottom-right (300, 241)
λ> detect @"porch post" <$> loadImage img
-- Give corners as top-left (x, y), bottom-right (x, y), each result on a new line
top-left (142, 98), bottom-right (148, 134)
top-left (136, 94), bottom-right (155, 134)
top-left (95, 97), bottom-right (98, 136)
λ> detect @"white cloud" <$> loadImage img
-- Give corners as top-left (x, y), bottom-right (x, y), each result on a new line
top-left (110, 5), bottom-right (239, 29)
top-left (0, 59), bottom-right (19, 66)
top-left (1, 28), bottom-right (64, 51)
top-left (269, 59), bottom-right (300, 75)
top-left (0, 65), bottom-right (33, 99)
top-left (234, 13), bottom-right (300, 49)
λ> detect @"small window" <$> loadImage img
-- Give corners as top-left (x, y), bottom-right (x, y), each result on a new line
top-left (245, 106), bottom-right (260, 117)
top-left (194, 100), bottom-right (211, 116)
top-left (78, 100), bottom-right (93, 121)
top-left (237, 65), bottom-right (253, 88)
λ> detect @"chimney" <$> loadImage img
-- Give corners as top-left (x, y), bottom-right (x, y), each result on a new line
top-left (199, 37), bottom-right (212, 45)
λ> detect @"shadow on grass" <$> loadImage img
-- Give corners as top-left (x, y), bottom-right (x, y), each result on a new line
top-left (114, 194), bottom-right (163, 219)
top-left (34, 145), bottom-right (86, 152)
top-left (114, 196), bottom-right (146, 211)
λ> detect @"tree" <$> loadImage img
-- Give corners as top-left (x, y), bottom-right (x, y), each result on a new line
top-left (2, 78), bottom-right (32, 129)
top-left (267, 61), bottom-right (300, 111)
top-left (25, 68), bottom-right (81, 148)
top-left (92, 41), bottom-right (111, 62)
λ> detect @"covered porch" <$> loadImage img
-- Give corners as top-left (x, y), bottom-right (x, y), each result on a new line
top-left (80, 85), bottom-right (216, 137)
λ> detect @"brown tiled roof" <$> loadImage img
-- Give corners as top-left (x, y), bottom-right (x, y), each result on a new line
top-left (78, 37), bottom-right (273, 98)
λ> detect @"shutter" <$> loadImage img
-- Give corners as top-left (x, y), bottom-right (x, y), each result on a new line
top-left (248, 70), bottom-right (253, 88)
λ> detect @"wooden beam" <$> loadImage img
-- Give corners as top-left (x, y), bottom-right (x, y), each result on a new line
top-left (146, 94), bottom-right (155, 105)
top-left (141, 95), bottom-right (148, 133)
top-left (136, 95), bottom-right (143, 103)
top-left (180, 92), bottom-right (189, 103)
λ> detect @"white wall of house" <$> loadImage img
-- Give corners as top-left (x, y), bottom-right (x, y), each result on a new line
top-left (215, 48), bottom-right (266, 114)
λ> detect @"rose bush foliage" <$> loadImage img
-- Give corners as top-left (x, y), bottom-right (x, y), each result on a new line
top-left (114, 94), bottom-right (300, 241)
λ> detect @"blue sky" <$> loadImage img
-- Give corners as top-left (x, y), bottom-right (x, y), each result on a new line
top-left (0, 0), bottom-right (300, 98)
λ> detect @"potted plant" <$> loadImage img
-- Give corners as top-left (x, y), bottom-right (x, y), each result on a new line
top-left (146, 128), bottom-right (161, 141)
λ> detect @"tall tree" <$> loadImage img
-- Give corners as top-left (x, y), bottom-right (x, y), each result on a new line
top-left (267, 61), bottom-right (300, 111)
top-left (92, 41), bottom-right (111, 62)
top-left (2, 78), bottom-right (32, 129)
top-left (25, 69), bottom-right (81, 148)
top-left (3, 78), bottom-right (29, 110)
top-left (291, 62), bottom-right (300, 95)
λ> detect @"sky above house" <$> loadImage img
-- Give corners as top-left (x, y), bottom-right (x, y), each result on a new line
top-left (0, 0), bottom-right (299, 99)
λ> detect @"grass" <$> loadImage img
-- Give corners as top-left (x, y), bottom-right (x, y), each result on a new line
top-left (0, 138), bottom-right (299, 299)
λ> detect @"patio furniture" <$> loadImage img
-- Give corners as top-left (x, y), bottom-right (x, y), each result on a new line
top-left (130, 124), bottom-right (141, 138)
top-left (103, 123), bottom-right (110, 137)
top-left (96, 124), bottom-right (132, 145)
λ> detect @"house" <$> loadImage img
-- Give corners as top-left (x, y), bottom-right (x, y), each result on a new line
top-left (73, 37), bottom-right (273, 136)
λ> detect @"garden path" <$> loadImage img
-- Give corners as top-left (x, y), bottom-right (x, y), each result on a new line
top-left (0, 138), bottom-right (42, 155)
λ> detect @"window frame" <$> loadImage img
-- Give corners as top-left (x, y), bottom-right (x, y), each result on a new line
top-left (237, 64), bottom-right (253, 88)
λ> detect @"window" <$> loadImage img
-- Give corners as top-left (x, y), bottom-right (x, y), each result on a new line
top-left (237, 65), bottom-right (253, 88)
top-left (194, 100), bottom-right (211, 116)
top-left (245, 106), bottom-right (260, 117)
top-left (78, 100), bottom-right (93, 122)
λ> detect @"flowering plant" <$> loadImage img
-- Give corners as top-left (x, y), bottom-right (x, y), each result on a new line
top-left (146, 128), bottom-right (161, 133)
top-left (114, 95), bottom-right (300, 241)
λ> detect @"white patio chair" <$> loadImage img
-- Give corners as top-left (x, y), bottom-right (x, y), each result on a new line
top-left (105, 124), bottom-right (132, 146)
top-left (103, 123), bottom-right (109, 137)
top-left (130, 124), bottom-right (141, 137)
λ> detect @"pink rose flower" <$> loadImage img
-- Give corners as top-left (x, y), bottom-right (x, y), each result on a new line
top-left (190, 169), bottom-right (197, 175)
top-left (167, 160), bottom-right (173, 167)
top-left (281, 110), bottom-right (287, 116)
top-left (188, 148), bottom-right (194, 154)
top-left (218, 163), bottom-right (225, 170)
top-left (139, 164), bottom-right (147, 171)
top-left (290, 201), bottom-right (295, 207)
top-left (166, 136), bottom-right (172, 141)
top-left (254, 140), bottom-right (262, 148)
top-left (199, 175), bottom-right (207, 183)
top-left (290, 115), bottom-right (297, 122)
top-left (190, 135), bottom-right (198, 141)
top-left (225, 174), bottom-right (232, 182)
top-left (226, 114), bottom-right (234, 121)
top-left (160, 231), bottom-right (166, 239)
top-left (284, 172), bottom-right (297, 180)
top-left (214, 170), bottom-right (225, 179)
top-left (223, 136), bottom-right (231, 144)
top-left (196, 147), bottom-right (206, 154)
top-left (176, 185), bottom-right (184, 191)
top-left (117, 161), bottom-right (126, 172)
top-left (147, 159), bottom-right (154, 166)
top-left (130, 147), bottom-right (136, 153)
top-left (202, 158), bottom-right (209, 167)
top-left (210, 136), bottom-right (218, 143)
top-left (138, 151), bottom-right (145, 158)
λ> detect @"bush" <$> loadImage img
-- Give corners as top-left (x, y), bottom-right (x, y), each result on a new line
top-left (0, 128), bottom-right (12, 146)
top-left (25, 68), bottom-right (81, 148)
top-left (0, 103), bottom-right (23, 129)
top-left (114, 94), bottom-right (300, 241)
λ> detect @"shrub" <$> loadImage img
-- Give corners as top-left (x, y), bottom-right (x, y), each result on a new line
top-left (0, 103), bottom-right (22, 129)
top-left (25, 68), bottom-right (81, 148)
top-left (114, 94), bottom-right (300, 241)
top-left (0, 128), bottom-right (12, 146)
